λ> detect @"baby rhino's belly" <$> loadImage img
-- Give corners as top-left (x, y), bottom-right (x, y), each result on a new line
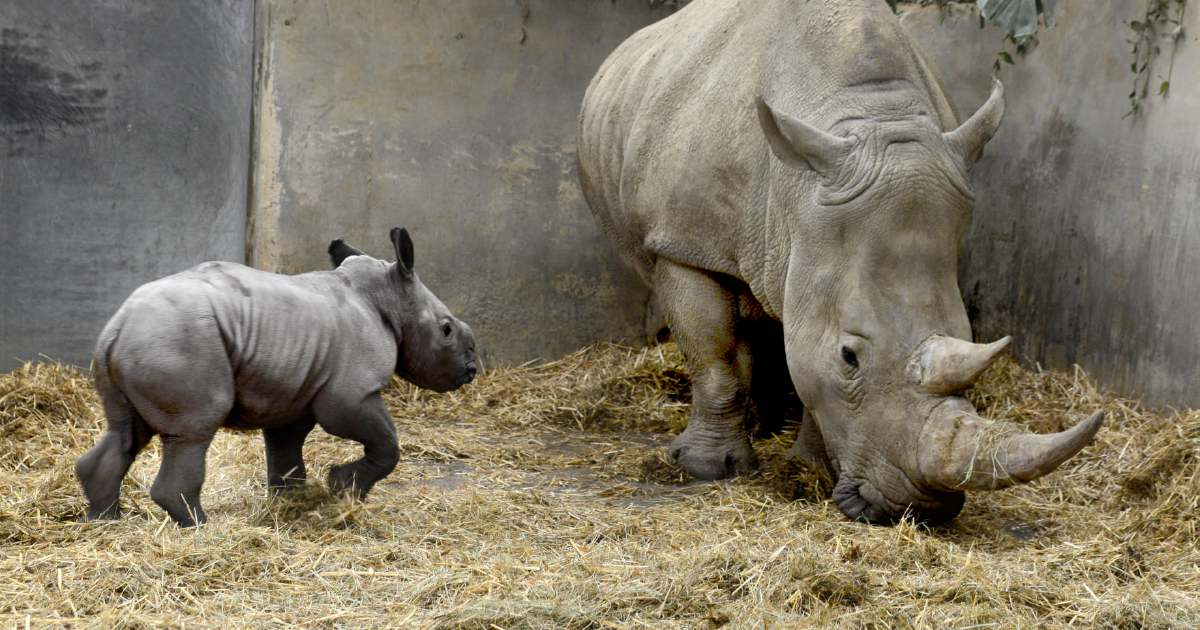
top-left (224, 364), bottom-right (326, 429)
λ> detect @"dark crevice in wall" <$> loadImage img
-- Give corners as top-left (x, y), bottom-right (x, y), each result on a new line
top-left (245, 0), bottom-right (267, 266)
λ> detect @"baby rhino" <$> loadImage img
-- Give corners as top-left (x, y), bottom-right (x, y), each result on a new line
top-left (76, 227), bottom-right (477, 526)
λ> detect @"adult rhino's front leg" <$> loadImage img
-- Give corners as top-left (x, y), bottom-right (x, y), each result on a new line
top-left (656, 261), bottom-right (758, 479)
top-left (314, 393), bottom-right (400, 499)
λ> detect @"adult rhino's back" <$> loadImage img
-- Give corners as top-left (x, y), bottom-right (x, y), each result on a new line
top-left (578, 0), bottom-right (766, 280)
top-left (578, 0), bottom-right (959, 284)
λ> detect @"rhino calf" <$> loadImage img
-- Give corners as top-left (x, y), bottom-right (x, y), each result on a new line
top-left (75, 227), bottom-right (477, 526)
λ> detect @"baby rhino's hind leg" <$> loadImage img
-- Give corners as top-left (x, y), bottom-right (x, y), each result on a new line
top-left (105, 297), bottom-right (233, 526)
top-left (124, 360), bottom-right (232, 527)
top-left (150, 434), bottom-right (215, 527)
top-left (75, 386), bottom-right (154, 520)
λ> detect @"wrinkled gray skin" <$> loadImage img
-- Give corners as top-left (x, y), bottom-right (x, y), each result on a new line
top-left (578, 0), bottom-right (1102, 524)
top-left (75, 228), bottom-right (477, 526)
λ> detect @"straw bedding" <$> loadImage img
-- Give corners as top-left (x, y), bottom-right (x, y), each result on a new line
top-left (0, 343), bottom-right (1197, 628)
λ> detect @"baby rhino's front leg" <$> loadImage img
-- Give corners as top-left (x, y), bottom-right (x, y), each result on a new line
top-left (314, 394), bottom-right (400, 498)
top-left (263, 417), bottom-right (316, 492)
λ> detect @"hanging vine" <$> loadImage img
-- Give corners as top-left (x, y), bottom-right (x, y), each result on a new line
top-left (1127, 0), bottom-right (1188, 118)
top-left (662, 0), bottom-right (1189, 119)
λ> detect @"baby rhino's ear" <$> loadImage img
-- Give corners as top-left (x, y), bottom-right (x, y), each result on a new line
top-left (390, 227), bottom-right (414, 278)
top-left (328, 239), bottom-right (366, 268)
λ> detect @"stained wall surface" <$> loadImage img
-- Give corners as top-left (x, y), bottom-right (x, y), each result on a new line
top-left (250, 0), bottom-right (668, 365)
top-left (900, 2), bottom-right (1200, 407)
top-left (0, 1), bottom-right (254, 370)
top-left (3, 1), bottom-right (1195, 409)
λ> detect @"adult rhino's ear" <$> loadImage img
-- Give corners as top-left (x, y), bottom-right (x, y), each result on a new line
top-left (390, 227), bottom-right (414, 278)
top-left (755, 96), bottom-right (852, 177)
top-left (944, 77), bottom-right (1005, 166)
top-left (328, 239), bottom-right (366, 268)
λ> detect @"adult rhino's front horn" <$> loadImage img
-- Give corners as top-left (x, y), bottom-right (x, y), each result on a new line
top-left (918, 401), bottom-right (1105, 491)
top-left (910, 333), bottom-right (1105, 492)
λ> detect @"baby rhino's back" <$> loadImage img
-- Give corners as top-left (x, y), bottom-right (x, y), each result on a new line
top-left (105, 262), bottom-right (378, 431)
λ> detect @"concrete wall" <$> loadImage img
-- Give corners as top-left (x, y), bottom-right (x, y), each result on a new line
top-left (0, 0), bottom-right (254, 370)
top-left (899, 2), bottom-right (1200, 407)
top-left (2, 1), bottom-right (1195, 409)
top-left (249, 0), bottom-right (668, 365)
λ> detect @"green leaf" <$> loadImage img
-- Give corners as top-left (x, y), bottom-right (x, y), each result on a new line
top-left (1159, 80), bottom-right (1170, 95)
top-left (1000, 51), bottom-right (1015, 64)
top-left (979, 0), bottom-right (1044, 40)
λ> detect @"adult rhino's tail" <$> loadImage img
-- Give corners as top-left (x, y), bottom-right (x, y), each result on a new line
top-left (328, 239), bottom-right (366, 268)
top-left (75, 313), bottom-right (154, 520)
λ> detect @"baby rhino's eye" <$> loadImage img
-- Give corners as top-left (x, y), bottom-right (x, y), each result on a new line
top-left (441, 322), bottom-right (453, 338)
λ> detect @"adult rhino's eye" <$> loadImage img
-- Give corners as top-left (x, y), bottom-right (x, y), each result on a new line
top-left (441, 322), bottom-right (453, 338)
top-left (841, 346), bottom-right (859, 369)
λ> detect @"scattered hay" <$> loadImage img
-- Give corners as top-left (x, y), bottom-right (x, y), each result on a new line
top-left (954, 411), bottom-right (1024, 490)
top-left (0, 344), bottom-right (1197, 628)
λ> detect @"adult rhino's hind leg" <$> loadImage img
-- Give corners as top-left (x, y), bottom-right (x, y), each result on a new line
top-left (656, 261), bottom-right (758, 479)
top-left (264, 417), bottom-right (316, 492)
top-left (75, 384), bottom-right (154, 520)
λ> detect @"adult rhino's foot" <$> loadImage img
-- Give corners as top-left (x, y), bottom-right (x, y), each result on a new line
top-left (669, 426), bottom-right (758, 480)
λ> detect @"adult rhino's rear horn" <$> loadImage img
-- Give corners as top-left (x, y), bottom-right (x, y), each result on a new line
top-left (918, 404), bottom-right (1105, 492)
top-left (944, 77), bottom-right (1005, 165)
top-left (907, 334), bottom-right (1012, 394)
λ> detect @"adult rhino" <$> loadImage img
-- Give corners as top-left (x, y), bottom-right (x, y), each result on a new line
top-left (578, 0), bottom-right (1103, 523)
top-left (75, 228), bottom-right (477, 526)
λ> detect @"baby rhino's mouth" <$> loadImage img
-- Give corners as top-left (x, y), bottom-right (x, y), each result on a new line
top-left (457, 361), bottom-right (478, 387)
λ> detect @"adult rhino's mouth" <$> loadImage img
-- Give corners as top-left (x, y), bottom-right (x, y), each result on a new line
top-left (803, 406), bottom-right (966, 525)
top-left (824, 334), bottom-right (1106, 525)
top-left (831, 471), bottom-right (966, 526)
